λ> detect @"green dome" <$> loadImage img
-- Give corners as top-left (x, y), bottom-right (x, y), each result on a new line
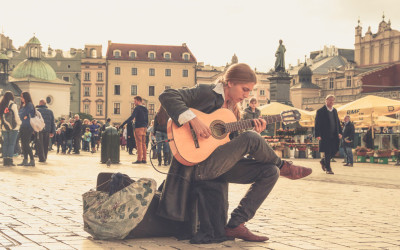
top-left (11, 59), bottom-right (57, 81)
top-left (27, 36), bottom-right (41, 45)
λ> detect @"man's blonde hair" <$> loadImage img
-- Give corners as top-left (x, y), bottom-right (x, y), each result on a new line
top-left (325, 94), bottom-right (335, 100)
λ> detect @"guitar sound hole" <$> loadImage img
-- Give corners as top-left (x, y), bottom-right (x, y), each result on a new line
top-left (210, 120), bottom-right (227, 139)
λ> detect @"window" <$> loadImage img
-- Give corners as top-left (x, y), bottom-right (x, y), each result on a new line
top-left (182, 69), bottom-right (188, 77)
top-left (84, 86), bottom-right (90, 97)
top-left (114, 103), bottom-right (120, 114)
top-left (129, 51), bottom-right (136, 59)
top-left (293, 79), bottom-right (296, 85)
top-left (83, 104), bottom-right (90, 114)
top-left (115, 67), bottom-right (120, 75)
top-left (329, 78), bottom-right (334, 89)
top-left (183, 53), bottom-right (190, 61)
top-left (96, 86), bottom-right (103, 96)
top-left (164, 53), bottom-right (171, 60)
top-left (114, 85), bottom-right (120, 95)
top-left (46, 96), bottom-right (53, 105)
top-left (131, 85), bottom-right (137, 95)
top-left (84, 72), bottom-right (90, 81)
top-left (149, 103), bottom-right (155, 115)
top-left (63, 76), bottom-right (70, 82)
top-left (149, 52), bottom-right (155, 60)
top-left (346, 76), bottom-right (352, 87)
top-left (97, 104), bottom-right (103, 116)
top-left (113, 50), bottom-right (121, 58)
top-left (165, 69), bottom-right (171, 76)
top-left (149, 68), bottom-right (155, 76)
top-left (131, 103), bottom-right (135, 113)
top-left (97, 72), bottom-right (103, 81)
top-left (131, 67), bottom-right (137, 75)
top-left (149, 86), bottom-right (155, 96)
top-left (260, 90), bottom-right (265, 96)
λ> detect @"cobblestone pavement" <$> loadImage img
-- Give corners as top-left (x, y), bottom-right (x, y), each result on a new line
top-left (0, 149), bottom-right (400, 250)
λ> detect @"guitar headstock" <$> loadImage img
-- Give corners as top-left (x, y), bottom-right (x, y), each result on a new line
top-left (280, 110), bottom-right (301, 124)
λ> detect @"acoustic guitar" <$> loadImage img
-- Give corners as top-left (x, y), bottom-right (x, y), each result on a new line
top-left (167, 108), bottom-right (301, 166)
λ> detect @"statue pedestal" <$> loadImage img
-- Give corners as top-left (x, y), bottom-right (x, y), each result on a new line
top-left (268, 72), bottom-right (292, 105)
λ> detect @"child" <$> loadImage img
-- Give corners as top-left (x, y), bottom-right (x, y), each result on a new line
top-left (55, 128), bottom-right (65, 154)
top-left (83, 128), bottom-right (92, 152)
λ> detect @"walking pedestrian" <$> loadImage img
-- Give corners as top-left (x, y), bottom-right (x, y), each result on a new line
top-left (154, 106), bottom-right (171, 166)
top-left (0, 91), bottom-right (22, 166)
top-left (18, 92), bottom-right (35, 167)
top-left (342, 115), bottom-right (355, 166)
top-left (315, 94), bottom-right (342, 174)
top-left (119, 96), bottom-right (148, 164)
top-left (35, 99), bottom-right (55, 162)
top-left (72, 114), bottom-right (82, 154)
top-left (89, 120), bottom-right (100, 153)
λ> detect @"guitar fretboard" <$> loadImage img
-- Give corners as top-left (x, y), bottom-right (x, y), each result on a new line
top-left (225, 115), bottom-right (282, 133)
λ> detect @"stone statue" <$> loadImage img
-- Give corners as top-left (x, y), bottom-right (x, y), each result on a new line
top-left (274, 40), bottom-right (286, 72)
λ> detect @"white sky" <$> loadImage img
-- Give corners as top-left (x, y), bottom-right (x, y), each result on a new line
top-left (1, 0), bottom-right (399, 71)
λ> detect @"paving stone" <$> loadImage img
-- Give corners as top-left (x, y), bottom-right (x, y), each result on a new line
top-left (1, 152), bottom-right (400, 249)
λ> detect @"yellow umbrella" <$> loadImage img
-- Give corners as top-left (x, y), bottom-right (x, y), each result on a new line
top-left (353, 115), bottom-right (400, 128)
top-left (337, 95), bottom-right (400, 118)
top-left (259, 102), bottom-right (314, 121)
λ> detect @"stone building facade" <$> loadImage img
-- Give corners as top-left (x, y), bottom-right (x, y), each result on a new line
top-left (291, 17), bottom-right (400, 111)
top-left (81, 45), bottom-right (106, 123)
top-left (106, 41), bottom-right (197, 124)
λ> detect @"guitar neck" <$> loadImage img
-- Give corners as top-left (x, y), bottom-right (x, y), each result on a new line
top-left (225, 115), bottom-right (282, 133)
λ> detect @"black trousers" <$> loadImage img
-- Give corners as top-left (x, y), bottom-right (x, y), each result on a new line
top-left (20, 126), bottom-right (34, 161)
top-left (35, 131), bottom-right (50, 162)
top-left (322, 147), bottom-right (337, 172)
top-left (73, 135), bottom-right (81, 153)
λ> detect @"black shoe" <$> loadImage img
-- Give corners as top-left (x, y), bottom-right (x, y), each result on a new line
top-left (320, 159), bottom-right (326, 171)
top-left (132, 161), bottom-right (142, 164)
top-left (347, 164), bottom-right (353, 167)
top-left (26, 160), bottom-right (35, 167)
top-left (343, 163), bottom-right (349, 166)
top-left (142, 160), bottom-right (147, 164)
top-left (326, 170), bottom-right (334, 174)
top-left (18, 159), bottom-right (28, 166)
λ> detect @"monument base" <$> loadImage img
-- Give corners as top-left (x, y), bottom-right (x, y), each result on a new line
top-left (268, 71), bottom-right (292, 105)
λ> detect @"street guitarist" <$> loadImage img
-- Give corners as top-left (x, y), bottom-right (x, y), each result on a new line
top-left (158, 63), bottom-right (312, 242)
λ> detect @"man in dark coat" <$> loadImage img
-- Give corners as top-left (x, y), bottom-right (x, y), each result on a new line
top-left (342, 115), bottom-right (355, 167)
top-left (72, 114), bottom-right (82, 154)
top-left (315, 95), bottom-right (342, 174)
top-left (36, 99), bottom-right (55, 162)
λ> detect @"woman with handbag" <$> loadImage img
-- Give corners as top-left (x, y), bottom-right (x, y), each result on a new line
top-left (18, 92), bottom-right (35, 166)
top-left (0, 91), bottom-right (22, 166)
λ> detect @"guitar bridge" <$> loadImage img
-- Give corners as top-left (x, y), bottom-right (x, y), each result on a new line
top-left (189, 123), bottom-right (200, 148)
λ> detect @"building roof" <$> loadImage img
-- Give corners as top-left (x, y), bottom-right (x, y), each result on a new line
top-left (27, 36), bottom-right (41, 45)
top-left (312, 56), bottom-right (347, 74)
top-left (291, 82), bottom-right (320, 89)
top-left (11, 59), bottom-right (57, 81)
top-left (106, 42), bottom-right (197, 63)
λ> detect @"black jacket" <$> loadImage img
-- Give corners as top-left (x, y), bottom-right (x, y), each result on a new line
top-left (72, 119), bottom-right (82, 137)
top-left (242, 107), bottom-right (261, 120)
top-left (36, 105), bottom-right (55, 134)
top-left (158, 84), bottom-right (224, 221)
top-left (342, 121), bottom-right (355, 148)
top-left (314, 105), bottom-right (342, 154)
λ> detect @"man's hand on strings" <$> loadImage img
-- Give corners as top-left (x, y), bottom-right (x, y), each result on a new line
top-left (189, 117), bottom-right (211, 138)
top-left (253, 118), bottom-right (266, 133)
